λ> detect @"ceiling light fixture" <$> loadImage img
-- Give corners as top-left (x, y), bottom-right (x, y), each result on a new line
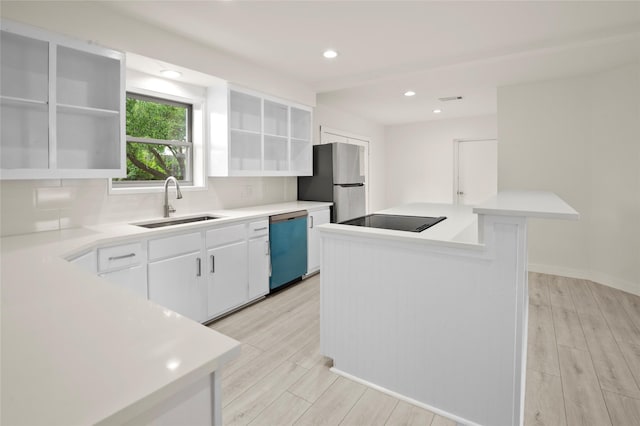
top-left (160, 69), bottom-right (182, 79)
top-left (433, 109), bottom-right (442, 114)
top-left (404, 91), bottom-right (416, 97)
top-left (323, 49), bottom-right (338, 59)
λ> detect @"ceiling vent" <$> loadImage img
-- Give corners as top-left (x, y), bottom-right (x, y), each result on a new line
top-left (438, 96), bottom-right (463, 102)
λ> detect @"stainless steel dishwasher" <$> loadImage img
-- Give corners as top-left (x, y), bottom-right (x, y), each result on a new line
top-left (269, 211), bottom-right (308, 292)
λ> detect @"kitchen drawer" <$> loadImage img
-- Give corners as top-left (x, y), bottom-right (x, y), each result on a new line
top-left (148, 232), bottom-right (201, 261)
top-left (248, 219), bottom-right (269, 238)
top-left (206, 223), bottom-right (247, 248)
top-left (98, 243), bottom-right (142, 272)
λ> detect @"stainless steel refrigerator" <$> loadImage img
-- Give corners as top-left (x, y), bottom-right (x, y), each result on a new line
top-left (298, 143), bottom-right (365, 222)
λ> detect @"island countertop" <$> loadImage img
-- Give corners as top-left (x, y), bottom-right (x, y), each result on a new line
top-left (318, 202), bottom-right (480, 247)
top-left (318, 191), bottom-right (578, 248)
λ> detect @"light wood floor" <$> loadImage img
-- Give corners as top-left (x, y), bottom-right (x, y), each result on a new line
top-left (209, 273), bottom-right (640, 426)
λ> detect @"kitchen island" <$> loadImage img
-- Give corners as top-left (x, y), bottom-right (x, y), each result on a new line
top-left (318, 191), bottom-right (578, 426)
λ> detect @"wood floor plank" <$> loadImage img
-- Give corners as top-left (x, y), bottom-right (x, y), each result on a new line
top-left (223, 360), bottom-right (308, 426)
top-left (578, 312), bottom-right (640, 398)
top-left (221, 343), bottom-right (263, 379)
top-left (222, 327), bottom-right (318, 406)
top-left (552, 306), bottom-right (588, 350)
top-left (429, 415), bottom-right (456, 426)
top-left (618, 340), bottom-right (640, 389)
top-left (529, 272), bottom-right (551, 307)
top-left (289, 338), bottom-right (330, 370)
top-left (617, 291), bottom-right (640, 334)
top-left (588, 281), bottom-right (640, 346)
top-left (548, 275), bottom-right (576, 311)
top-left (557, 345), bottom-right (612, 426)
top-left (289, 364), bottom-right (339, 403)
top-left (602, 391), bottom-right (640, 426)
top-left (244, 301), bottom-right (319, 351)
top-left (524, 369), bottom-right (567, 426)
top-left (566, 279), bottom-right (600, 316)
top-left (340, 387), bottom-right (398, 426)
top-left (384, 400), bottom-right (435, 426)
top-left (210, 304), bottom-right (275, 338)
top-left (259, 276), bottom-right (320, 314)
top-left (294, 376), bottom-right (367, 426)
top-left (247, 391), bottom-right (311, 426)
top-left (528, 303), bottom-right (560, 375)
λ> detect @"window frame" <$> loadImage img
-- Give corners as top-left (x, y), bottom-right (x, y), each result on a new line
top-left (114, 91), bottom-right (195, 188)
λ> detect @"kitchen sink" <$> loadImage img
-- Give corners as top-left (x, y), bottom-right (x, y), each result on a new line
top-left (133, 215), bottom-right (222, 229)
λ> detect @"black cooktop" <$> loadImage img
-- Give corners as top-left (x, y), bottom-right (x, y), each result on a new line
top-left (339, 214), bottom-right (447, 233)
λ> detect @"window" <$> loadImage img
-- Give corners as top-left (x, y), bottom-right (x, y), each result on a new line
top-left (113, 92), bottom-right (193, 186)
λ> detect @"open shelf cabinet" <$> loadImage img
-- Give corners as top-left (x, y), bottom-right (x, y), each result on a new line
top-left (209, 84), bottom-right (312, 177)
top-left (0, 20), bottom-right (125, 179)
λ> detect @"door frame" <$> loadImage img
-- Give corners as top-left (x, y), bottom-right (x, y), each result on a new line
top-left (452, 138), bottom-right (497, 205)
top-left (320, 126), bottom-right (370, 214)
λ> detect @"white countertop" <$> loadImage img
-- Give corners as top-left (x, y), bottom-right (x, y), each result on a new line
top-left (473, 190), bottom-right (579, 220)
top-left (318, 191), bottom-right (579, 248)
top-left (0, 201), bottom-right (331, 425)
top-left (318, 202), bottom-right (481, 248)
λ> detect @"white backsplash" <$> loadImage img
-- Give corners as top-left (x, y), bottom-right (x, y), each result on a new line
top-left (0, 177), bottom-right (297, 236)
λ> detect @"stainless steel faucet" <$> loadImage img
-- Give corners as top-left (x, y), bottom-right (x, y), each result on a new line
top-left (163, 176), bottom-right (183, 217)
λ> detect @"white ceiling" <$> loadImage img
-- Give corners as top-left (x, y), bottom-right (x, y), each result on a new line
top-left (108, 1), bottom-right (640, 125)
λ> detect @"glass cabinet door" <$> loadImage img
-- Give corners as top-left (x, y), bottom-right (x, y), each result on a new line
top-left (263, 100), bottom-right (288, 171)
top-left (0, 30), bottom-right (49, 170)
top-left (290, 107), bottom-right (312, 174)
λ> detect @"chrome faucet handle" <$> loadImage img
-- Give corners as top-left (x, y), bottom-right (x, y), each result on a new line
top-left (168, 204), bottom-right (176, 214)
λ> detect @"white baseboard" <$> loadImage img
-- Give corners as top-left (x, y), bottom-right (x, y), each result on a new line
top-left (329, 367), bottom-right (480, 426)
top-left (528, 263), bottom-right (639, 296)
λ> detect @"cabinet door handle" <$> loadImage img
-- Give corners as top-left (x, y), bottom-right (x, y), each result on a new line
top-left (210, 255), bottom-right (215, 273)
top-left (108, 253), bottom-right (136, 261)
top-left (196, 257), bottom-right (201, 277)
top-left (265, 240), bottom-right (270, 255)
top-left (254, 226), bottom-right (267, 232)
top-left (309, 216), bottom-right (314, 228)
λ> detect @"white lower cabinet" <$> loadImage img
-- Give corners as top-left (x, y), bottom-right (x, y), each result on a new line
top-left (95, 242), bottom-right (147, 299)
top-left (206, 241), bottom-right (248, 318)
top-left (99, 264), bottom-right (147, 299)
top-left (68, 215), bottom-right (276, 323)
top-left (307, 207), bottom-right (331, 274)
top-left (205, 223), bottom-right (249, 320)
top-left (148, 251), bottom-right (205, 322)
top-left (248, 235), bottom-right (269, 299)
top-left (147, 232), bottom-right (205, 322)
top-left (248, 219), bottom-right (270, 300)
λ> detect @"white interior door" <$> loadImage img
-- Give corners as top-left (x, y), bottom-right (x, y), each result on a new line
top-left (320, 126), bottom-right (370, 214)
top-left (454, 139), bottom-right (498, 205)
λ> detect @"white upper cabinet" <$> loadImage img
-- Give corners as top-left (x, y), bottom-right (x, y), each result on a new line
top-left (208, 84), bottom-right (312, 177)
top-left (0, 20), bottom-right (125, 179)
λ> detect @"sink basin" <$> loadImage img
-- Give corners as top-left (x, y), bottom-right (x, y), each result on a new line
top-left (134, 215), bottom-right (222, 229)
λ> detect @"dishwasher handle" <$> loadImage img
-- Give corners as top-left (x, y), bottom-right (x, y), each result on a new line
top-left (269, 210), bottom-right (308, 224)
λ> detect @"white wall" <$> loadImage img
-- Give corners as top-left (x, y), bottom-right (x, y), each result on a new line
top-left (384, 116), bottom-right (497, 207)
top-left (0, 1), bottom-right (315, 106)
top-left (314, 103), bottom-right (387, 212)
top-left (498, 63), bottom-right (640, 295)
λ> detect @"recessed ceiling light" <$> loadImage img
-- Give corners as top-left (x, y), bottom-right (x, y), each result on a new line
top-left (323, 49), bottom-right (338, 59)
top-left (433, 109), bottom-right (442, 114)
top-left (404, 91), bottom-right (416, 97)
top-left (160, 69), bottom-right (182, 79)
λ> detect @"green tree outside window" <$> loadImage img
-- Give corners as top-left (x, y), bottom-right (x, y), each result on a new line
top-left (115, 94), bottom-right (192, 182)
